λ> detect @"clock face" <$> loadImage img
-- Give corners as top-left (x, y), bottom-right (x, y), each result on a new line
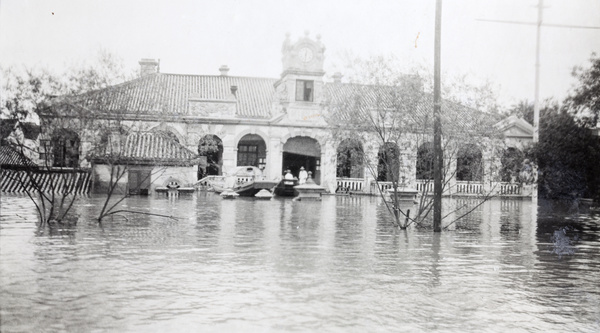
top-left (298, 47), bottom-right (314, 63)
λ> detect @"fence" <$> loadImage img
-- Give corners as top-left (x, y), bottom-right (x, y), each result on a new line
top-left (336, 177), bottom-right (530, 198)
top-left (499, 183), bottom-right (522, 196)
top-left (336, 178), bottom-right (364, 192)
top-left (1, 169), bottom-right (92, 194)
top-left (416, 180), bottom-right (434, 194)
top-left (369, 181), bottom-right (394, 194)
top-left (455, 181), bottom-right (483, 195)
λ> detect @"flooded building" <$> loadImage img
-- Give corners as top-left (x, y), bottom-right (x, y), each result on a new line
top-left (40, 34), bottom-right (533, 196)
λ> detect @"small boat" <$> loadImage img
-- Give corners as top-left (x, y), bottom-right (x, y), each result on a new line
top-left (273, 178), bottom-right (299, 197)
top-left (208, 166), bottom-right (278, 197)
top-left (220, 189), bottom-right (239, 199)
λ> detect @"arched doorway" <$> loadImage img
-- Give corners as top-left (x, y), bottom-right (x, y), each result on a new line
top-left (377, 142), bottom-right (400, 182)
top-left (500, 147), bottom-right (524, 182)
top-left (52, 129), bottom-right (80, 167)
top-left (336, 138), bottom-right (364, 178)
top-left (198, 135), bottom-right (223, 180)
top-left (416, 142), bottom-right (434, 180)
top-left (282, 136), bottom-right (321, 184)
top-left (457, 144), bottom-right (483, 181)
top-left (236, 134), bottom-right (267, 169)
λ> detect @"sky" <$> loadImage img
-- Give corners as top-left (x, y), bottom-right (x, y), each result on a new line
top-left (1, 0), bottom-right (599, 109)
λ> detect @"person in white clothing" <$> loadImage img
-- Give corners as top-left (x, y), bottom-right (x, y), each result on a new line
top-left (284, 169), bottom-right (294, 180)
top-left (298, 166), bottom-right (308, 184)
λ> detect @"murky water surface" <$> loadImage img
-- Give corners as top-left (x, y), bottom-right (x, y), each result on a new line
top-left (1, 193), bottom-right (599, 332)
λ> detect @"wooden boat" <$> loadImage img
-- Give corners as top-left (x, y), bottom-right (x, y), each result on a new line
top-left (273, 178), bottom-right (298, 197)
top-left (211, 179), bottom-right (278, 197)
top-left (207, 166), bottom-right (278, 197)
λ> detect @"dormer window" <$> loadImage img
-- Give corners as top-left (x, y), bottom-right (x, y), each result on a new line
top-left (296, 80), bottom-right (314, 102)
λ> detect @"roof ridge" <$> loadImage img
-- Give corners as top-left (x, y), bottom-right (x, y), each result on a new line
top-left (157, 72), bottom-right (278, 81)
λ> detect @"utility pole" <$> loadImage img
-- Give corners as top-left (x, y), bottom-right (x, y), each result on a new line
top-left (433, 0), bottom-right (443, 232)
top-left (479, 0), bottom-right (600, 143)
top-left (533, 0), bottom-right (543, 143)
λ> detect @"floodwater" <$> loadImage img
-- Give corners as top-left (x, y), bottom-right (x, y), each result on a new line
top-left (1, 193), bottom-right (599, 333)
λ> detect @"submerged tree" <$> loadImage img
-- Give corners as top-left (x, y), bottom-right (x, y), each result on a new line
top-left (0, 51), bottom-right (135, 224)
top-left (1, 66), bottom-right (81, 224)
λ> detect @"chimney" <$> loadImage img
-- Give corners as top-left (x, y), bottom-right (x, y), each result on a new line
top-left (139, 58), bottom-right (159, 76)
top-left (332, 72), bottom-right (343, 83)
top-left (230, 85), bottom-right (238, 96)
top-left (219, 65), bottom-right (230, 76)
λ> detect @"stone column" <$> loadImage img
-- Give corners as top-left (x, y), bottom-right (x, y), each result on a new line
top-left (267, 138), bottom-right (283, 180)
top-left (320, 140), bottom-right (337, 193)
top-left (221, 134), bottom-right (236, 174)
top-left (446, 156), bottom-right (457, 196)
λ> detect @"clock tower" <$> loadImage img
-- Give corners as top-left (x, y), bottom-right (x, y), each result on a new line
top-left (275, 32), bottom-right (326, 122)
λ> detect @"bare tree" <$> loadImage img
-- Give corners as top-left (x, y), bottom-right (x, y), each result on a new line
top-left (0, 51), bottom-right (135, 225)
top-left (325, 56), bottom-right (502, 229)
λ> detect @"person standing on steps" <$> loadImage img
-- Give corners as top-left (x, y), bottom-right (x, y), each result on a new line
top-left (298, 166), bottom-right (308, 184)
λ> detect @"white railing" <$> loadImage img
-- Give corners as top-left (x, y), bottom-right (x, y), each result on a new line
top-left (416, 180), bottom-right (434, 194)
top-left (499, 182), bottom-right (522, 195)
top-left (336, 178), bottom-right (364, 192)
top-left (195, 175), bottom-right (224, 187)
top-left (455, 181), bottom-right (483, 195)
top-left (370, 181), bottom-right (394, 194)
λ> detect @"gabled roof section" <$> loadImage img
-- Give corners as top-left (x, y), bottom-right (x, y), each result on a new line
top-left (52, 73), bottom-right (278, 119)
top-left (122, 132), bottom-right (197, 165)
top-left (0, 144), bottom-right (37, 169)
top-left (324, 83), bottom-right (500, 134)
top-left (92, 131), bottom-right (198, 166)
top-left (494, 115), bottom-right (534, 138)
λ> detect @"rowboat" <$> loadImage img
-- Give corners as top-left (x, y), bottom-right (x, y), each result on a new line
top-left (206, 166), bottom-right (278, 197)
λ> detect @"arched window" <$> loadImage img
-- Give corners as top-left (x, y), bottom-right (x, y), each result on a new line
top-left (416, 142), bottom-right (434, 180)
top-left (237, 134), bottom-right (266, 168)
top-left (456, 144), bottom-right (483, 181)
top-left (52, 129), bottom-right (80, 167)
top-left (500, 147), bottom-right (524, 182)
top-left (198, 135), bottom-right (223, 180)
top-left (336, 138), bottom-right (364, 178)
top-left (377, 142), bottom-right (400, 182)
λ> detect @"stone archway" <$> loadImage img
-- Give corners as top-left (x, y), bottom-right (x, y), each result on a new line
top-left (198, 134), bottom-right (223, 180)
top-left (416, 142), bottom-right (434, 180)
top-left (51, 129), bottom-right (80, 167)
top-left (500, 147), bottom-right (524, 182)
top-left (282, 136), bottom-right (321, 184)
top-left (457, 144), bottom-right (483, 181)
top-left (336, 138), bottom-right (364, 178)
top-left (377, 142), bottom-right (400, 182)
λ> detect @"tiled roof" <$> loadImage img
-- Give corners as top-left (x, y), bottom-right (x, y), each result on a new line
top-left (121, 132), bottom-right (197, 164)
top-left (0, 145), bottom-right (37, 168)
top-left (51, 73), bottom-right (498, 131)
top-left (324, 83), bottom-right (500, 133)
top-left (55, 74), bottom-right (277, 119)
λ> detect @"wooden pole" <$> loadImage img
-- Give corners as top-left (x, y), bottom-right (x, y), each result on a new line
top-left (433, 0), bottom-right (443, 232)
top-left (533, 0), bottom-right (543, 143)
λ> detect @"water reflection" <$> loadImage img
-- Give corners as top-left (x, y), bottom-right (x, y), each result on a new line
top-left (1, 194), bottom-right (599, 332)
